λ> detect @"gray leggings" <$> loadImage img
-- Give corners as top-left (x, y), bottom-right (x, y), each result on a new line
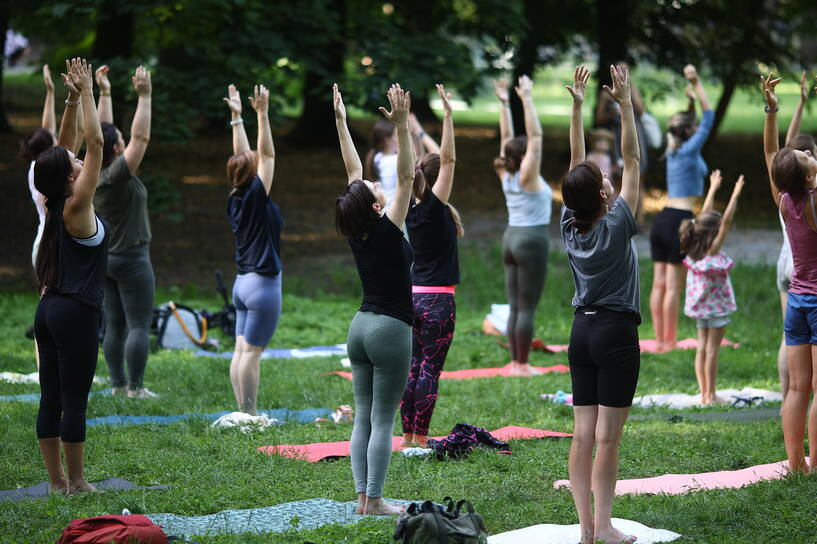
top-left (502, 225), bottom-right (549, 364)
top-left (103, 245), bottom-right (155, 389)
top-left (347, 311), bottom-right (411, 497)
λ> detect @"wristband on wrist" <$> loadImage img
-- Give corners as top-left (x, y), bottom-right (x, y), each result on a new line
top-left (65, 98), bottom-right (80, 106)
top-left (417, 130), bottom-right (425, 138)
top-left (764, 105), bottom-right (779, 113)
top-left (100, 91), bottom-right (111, 97)
top-left (230, 118), bottom-right (243, 126)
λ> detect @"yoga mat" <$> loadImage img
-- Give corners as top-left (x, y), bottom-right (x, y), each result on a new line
top-left (195, 344), bottom-right (347, 360)
top-left (532, 338), bottom-right (739, 354)
top-left (633, 387), bottom-right (782, 409)
top-left (488, 518), bottom-right (680, 544)
top-left (0, 389), bottom-right (112, 403)
top-left (148, 497), bottom-right (415, 538)
top-left (258, 426), bottom-right (572, 462)
top-left (327, 363), bottom-right (570, 381)
top-left (0, 371), bottom-right (107, 385)
top-left (0, 478), bottom-right (169, 502)
top-left (553, 458), bottom-right (809, 496)
top-left (87, 408), bottom-right (331, 427)
top-left (630, 407), bottom-right (780, 424)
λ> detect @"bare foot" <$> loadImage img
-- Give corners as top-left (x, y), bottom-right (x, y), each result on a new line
top-left (595, 526), bottom-right (637, 544)
top-left (414, 435), bottom-right (429, 448)
top-left (579, 526), bottom-right (595, 544)
top-left (700, 394), bottom-right (710, 406)
top-left (363, 497), bottom-right (406, 515)
top-left (67, 480), bottom-right (97, 495)
top-left (508, 363), bottom-right (541, 377)
top-left (356, 492), bottom-right (366, 514)
top-left (49, 479), bottom-right (68, 495)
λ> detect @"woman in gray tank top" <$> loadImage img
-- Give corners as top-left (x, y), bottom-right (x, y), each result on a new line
top-left (493, 75), bottom-right (553, 376)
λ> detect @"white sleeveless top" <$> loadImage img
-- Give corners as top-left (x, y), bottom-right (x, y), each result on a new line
top-left (501, 171), bottom-right (553, 227)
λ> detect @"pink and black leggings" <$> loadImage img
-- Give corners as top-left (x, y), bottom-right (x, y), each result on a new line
top-left (400, 287), bottom-right (456, 436)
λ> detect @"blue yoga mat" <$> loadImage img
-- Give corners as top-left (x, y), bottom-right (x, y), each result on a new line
top-left (0, 389), bottom-right (112, 403)
top-left (86, 408), bottom-right (332, 427)
top-left (195, 344), bottom-right (346, 360)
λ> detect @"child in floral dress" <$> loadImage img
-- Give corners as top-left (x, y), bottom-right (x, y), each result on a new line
top-left (679, 170), bottom-right (745, 404)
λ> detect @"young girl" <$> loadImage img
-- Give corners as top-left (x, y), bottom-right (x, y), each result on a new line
top-left (679, 170), bottom-right (745, 405)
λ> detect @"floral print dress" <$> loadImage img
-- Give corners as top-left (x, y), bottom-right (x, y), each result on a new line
top-left (683, 252), bottom-right (737, 319)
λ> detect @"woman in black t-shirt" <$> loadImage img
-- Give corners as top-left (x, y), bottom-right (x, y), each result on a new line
top-left (400, 84), bottom-right (463, 448)
top-left (333, 83), bottom-right (414, 516)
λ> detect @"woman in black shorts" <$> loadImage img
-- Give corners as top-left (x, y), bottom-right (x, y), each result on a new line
top-left (561, 65), bottom-right (641, 544)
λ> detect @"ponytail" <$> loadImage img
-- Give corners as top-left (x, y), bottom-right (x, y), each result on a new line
top-left (679, 211), bottom-right (721, 260)
top-left (447, 202), bottom-right (465, 238)
top-left (35, 199), bottom-right (65, 292)
top-left (32, 146), bottom-right (73, 292)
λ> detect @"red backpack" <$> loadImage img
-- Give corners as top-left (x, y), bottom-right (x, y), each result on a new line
top-left (57, 515), bottom-right (167, 544)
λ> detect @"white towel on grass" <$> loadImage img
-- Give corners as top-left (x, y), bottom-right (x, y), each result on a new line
top-left (211, 412), bottom-right (282, 433)
top-left (488, 518), bottom-right (680, 544)
top-left (0, 371), bottom-right (107, 385)
top-left (633, 387), bottom-right (783, 409)
top-left (485, 304), bottom-right (510, 336)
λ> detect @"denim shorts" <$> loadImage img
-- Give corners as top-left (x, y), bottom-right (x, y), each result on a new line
top-left (785, 292), bottom-right (817, 346)
top-left (696, 315), bottom-right (731, 329)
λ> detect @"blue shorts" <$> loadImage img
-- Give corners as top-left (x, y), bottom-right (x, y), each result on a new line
top-left (785, 292), bottom-right (817, 346)
top-left (233, 272), bottom-right (282, 347)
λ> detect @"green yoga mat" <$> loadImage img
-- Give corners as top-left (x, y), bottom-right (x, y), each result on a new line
top-left (630, 407), bottom-right (779, 424)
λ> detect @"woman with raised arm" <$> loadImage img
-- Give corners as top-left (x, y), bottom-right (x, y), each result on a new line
top-left (400, 84), bottom-right (463, 448)
top-left (334, 83), bottom-right (414, 515)
top-left (92, 65), bottom-right (157, 399)
top-left (223, 84), bottom-right (281, 415)
top-left (34, 58), bottom-right (106, 495)
top-left (649, 64), bottom-right (714, 353)
top-left (562, 65), bottom-right (640, 544)
top-left (762, 73), bottom-right (817, 474)
top-left (493, 75), bottom-right (553, 376)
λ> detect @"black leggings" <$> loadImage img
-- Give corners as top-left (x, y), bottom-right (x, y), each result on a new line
top-left (35, 293), bottom-right (99, 443)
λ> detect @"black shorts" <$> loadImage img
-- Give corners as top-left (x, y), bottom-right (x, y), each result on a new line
top-left (568, 307), bottom-right (640, 407)
top-left (650, 207), bottom-right (694, 263)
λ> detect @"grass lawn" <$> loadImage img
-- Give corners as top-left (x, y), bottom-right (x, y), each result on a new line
top-left (0, 239), bottom-right (814, 543)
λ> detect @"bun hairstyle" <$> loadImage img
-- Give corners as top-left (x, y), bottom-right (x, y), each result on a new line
top-left (679, 210), bottom-right (722, 261)
top-left (787, 133), bottom-right (817, 154)
top-left (496, 136), bottom-right (527, 173)
top-left (363, 120), bottom-right (396, 182)
top-left (19, 128), bottom-right (54, 162)
top-left (227, 150), bottom-right (258, 196)
top-left (666, 112), bottom-right (696, 152)
top-left (335, 180), bottom-right (380, 239)
top-left (413, 153), bottom-right (464, 237)
top-left (562, 161), bottom-right (604, 232)
top-left (33, 146), bottom-right (74, 291)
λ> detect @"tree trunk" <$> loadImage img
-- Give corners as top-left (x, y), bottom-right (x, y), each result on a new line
top-left (0, 5), bottom-right (11, 133)
top-left (510, 0), bottom-right (544, 134)
top-left (412, 94), bottom-right (438, 125)
top-left (593, 0), bottom-right (630, 126)
top-left (705, 72), bottom-right (738, 154)
top-left (92, 0), bottom-right (134, 59)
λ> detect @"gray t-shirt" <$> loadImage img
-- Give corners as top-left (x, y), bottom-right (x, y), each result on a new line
top-left (560, 196), bottom-right (640, 319)
top-left (93, 155), bottom-right (151, 254)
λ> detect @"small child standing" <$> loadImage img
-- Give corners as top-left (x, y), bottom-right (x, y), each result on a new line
top-left (679, 170), bottom-right (745, 405)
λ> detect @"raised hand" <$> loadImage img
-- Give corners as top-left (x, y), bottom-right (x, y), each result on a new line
top-left (95, 65), bottom-right (111, 94)
top-left (332, 83), bottom-right (346, 122)
top-left (378, 84), bottom-right (410, 126)
top-left (493, 79), bottom-right (509, 103)
top-left (64, 58), bottom-right (93, 95)
top-left (223, 84), bottom-right (242, 115)
top-left (409, 112), bottom-right (422, 135)
top-left (248, 84), bottom-right (269, 114)
top-left (683, 64), bottom-right (699, 85)
top-left (602, 64), bottom-right (631, 104)
top-left (799, 71), bottom-right (810, 102)
top-left (565, 65), bottom-right (590, 104)
top-left (514, 74), bottom-right (533, 99)
top-left (733, 174), bottom-right (745, 196)
top-left (760, 72), bottom-right (781, 110)
top-left (709, 169), bottom-right (722, 191)
top-left (436, 83), bottom-right (452, 116)
top-left (43, 64), bottom-right (54, 92)
top-left (132, 65), bottom-right (151, 97)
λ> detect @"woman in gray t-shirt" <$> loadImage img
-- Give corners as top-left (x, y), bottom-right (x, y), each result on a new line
top-left (561, 65), bottom-right (641, 544)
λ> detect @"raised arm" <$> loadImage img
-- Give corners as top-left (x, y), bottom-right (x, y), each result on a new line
top-left (762, 73), bottom-right (782, 206)
top-left (494, 79), bottom-right (513, 159)
top-left (63, 59), bottom-right (103, 237)
top-left (124, 66), bottom-right (151, 174)
top-left (380, 85), bottom-right (415, 228)
top-left (786, 71), bottom-right (809, 146)
top-left (249, 85), bottom-right (274, 194)
top-left (515, 75), bottom-right (545, 191)
top-left (223, 84), bottom-right (250, 155)
top-left (333, 83), bottom-right (363, 184)
top-left (709, 175), bottom-right (744, 255)
top-left (432, 84), bottom-right (455, 204)
top-left (410, 112), bottom-right (440, 155)
top-left (566, 65), bottom-right (590, 170)
top-left (42, 64), bottom-right (56, 135)
top-left (685, 84), bottom-right (696, 115)
top-left (701, 169), bottom-right (722, 213)
top-left (606, 65), bottom-right (640, 213)
top-left (57, 59), bottom-right (81, 153)
top-left (95, 65), bottom-right (113, 124)
top-left (685, 64), bottom-right (711, 111)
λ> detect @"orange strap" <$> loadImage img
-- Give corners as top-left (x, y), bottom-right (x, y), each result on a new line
top-left (169, 301), bottom-right (207, 345)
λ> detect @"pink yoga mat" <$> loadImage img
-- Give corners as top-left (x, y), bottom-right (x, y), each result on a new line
top-left (327, 363), bottom-right (570, 382)
top-left (539, 338), bottom-right (739, 354)
top-left (259, 425), bottom-right (572, 462)
top-left (553, 457), bottom-right (807, 496)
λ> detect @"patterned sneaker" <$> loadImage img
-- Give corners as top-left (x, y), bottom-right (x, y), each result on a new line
top-left (127, 388), bottom-right (160, 399)
top-left (111, 387), bottom-right (128, 396)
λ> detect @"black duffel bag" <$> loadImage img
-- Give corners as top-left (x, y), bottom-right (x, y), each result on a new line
top-left (394, 498), bottom-right (488, 544)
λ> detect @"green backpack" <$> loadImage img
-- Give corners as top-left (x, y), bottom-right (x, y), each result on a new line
top-left (393, 498), bottom-right (488, 544)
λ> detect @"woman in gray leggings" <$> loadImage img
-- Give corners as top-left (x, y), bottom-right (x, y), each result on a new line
top-left (92, 65), bottom-right (156, 398)
top-left (333, 83), bottom-right (414, 516)
top-left (493, 76), bottom-right (553, 376)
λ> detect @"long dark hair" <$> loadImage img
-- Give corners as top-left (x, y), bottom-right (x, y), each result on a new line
top-left (34, 147), bottom-right (73, 291)
top-left (496, 136), bottom-right (527, 173)
top-left (19, 128), bottom-right (54, 162)
top-left (363, 120), bottom-right (395, 182)
top-left (413, 153), bottom-right (464, 237)
top-left (335, 180), bottom-right (380, 238)
top-left (562, 161), bottom-right (604, 232)
top-left (101, 122), bottom-right (120, 167)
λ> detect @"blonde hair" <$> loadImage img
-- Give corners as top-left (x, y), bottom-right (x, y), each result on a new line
top-left (666, 112), bottom-right (696, 152)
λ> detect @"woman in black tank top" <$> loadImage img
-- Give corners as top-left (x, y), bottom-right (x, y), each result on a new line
top-left (32, 58), bottom-right (107, 496)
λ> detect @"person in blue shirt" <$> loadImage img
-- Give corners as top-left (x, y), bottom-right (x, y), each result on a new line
top-left (648, 64), bottom-right (714, 352)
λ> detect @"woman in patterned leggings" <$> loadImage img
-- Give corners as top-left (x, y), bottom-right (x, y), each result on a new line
top-left (400, 85), bottom-right (463, 447)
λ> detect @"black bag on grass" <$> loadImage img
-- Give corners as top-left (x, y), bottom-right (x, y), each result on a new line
top-left (394, 498), bottom-right (488, 544)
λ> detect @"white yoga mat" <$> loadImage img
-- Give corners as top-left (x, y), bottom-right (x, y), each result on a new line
top-left (488, 518), bottom-right (681, 544)
top-left (0, 371), bottom-right (107, 385)
top-left (633, 387), bottom-right (782, 409)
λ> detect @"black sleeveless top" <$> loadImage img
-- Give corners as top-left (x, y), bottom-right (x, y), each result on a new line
top-left (50, 212), bottom-right (109, 309)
